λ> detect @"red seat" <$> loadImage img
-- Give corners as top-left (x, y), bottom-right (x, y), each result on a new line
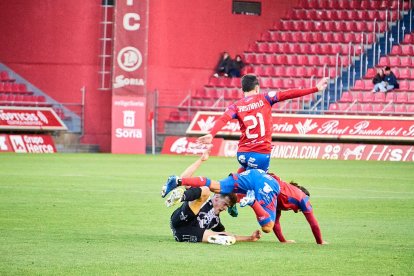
top-left (263, 66), bottom-right (275, 77)
top-left (361, 103), bottom-right (374, 113)
top-left (206, 88), bottom-right (219, 99)
top-left (408, 105), bottom-right (414, 113)
top-left (401, 45), bottom-right (414, 56)
top-left (385, 92), bottom-right (395, 102)
top-left (395, 92), bottom-right (408, 103)
top-left (400, 57), bottom-right (412, 67)
top-left (354, 80), bottom-right (365, 90)
top-left (382, 104), bottom-right (395, 113)
top-left (365, 68), bottom-right (376, 79)
top-left (193, 89), bottom-right (207, 99)
top-left (407, 92), bottom-right (414, 104)
top-left (395, 104), bottom-right (407, 114)
top-left (399, 81), bottom-right (410, 91)
top-left (274, 67), bottom-right (286, 77)
top-left (390, 46), bottom-right (402, 55)
top-left (389, 56), bottom-right (401, 67)
top-left (362, 92), bottom-right (374, 103)
top-left (372, 104), bottom-right (384, 113)
top-left (378, 57), bottom-right (389, 67)
top-left (373, 92), bottom-right (386, 103)
top-left (257, 43), bottom-right (269, 53)
top-left (340, 92), bottom-right (353, 103)
top-left (399, 68), bottom-right (411, 79)
top-left (0, 71), bottom-right (11, 82)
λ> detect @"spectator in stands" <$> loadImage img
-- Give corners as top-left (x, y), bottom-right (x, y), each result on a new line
top-left (229, 55), bottom-right (245, 78)
top-left (213, 52), bottom-right (232, 78)
top-left (372, 68), bottom-right (386, 93)
top-left (383, 66), bottom-right (399, 91)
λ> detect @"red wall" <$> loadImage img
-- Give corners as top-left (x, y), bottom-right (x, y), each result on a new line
top-left (147, 0), bottom-right (299, 105)
top-left (0, 0), bottom-right (298, 152)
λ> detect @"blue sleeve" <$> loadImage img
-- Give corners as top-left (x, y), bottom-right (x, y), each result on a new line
top-left (264, 91), bottom-right (278, 106)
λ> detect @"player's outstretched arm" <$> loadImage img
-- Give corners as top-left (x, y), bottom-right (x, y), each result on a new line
top-left (202, 229), bottom-right (261, 243)
top-left (180, 144), bottom-right (212, 178)
top-left (272, 77), bottom-right (329, 103)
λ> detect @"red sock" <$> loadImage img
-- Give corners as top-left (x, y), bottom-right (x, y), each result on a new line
top-left (237, 167), bottom-right (246, 174)
top-left (251, 201), bottom-right (270, 222)
top-left (181, 177), bottom-right (210, 188)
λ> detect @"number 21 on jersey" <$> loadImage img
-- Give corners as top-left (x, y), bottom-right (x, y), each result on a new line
top-left (244, 112), bottom-right (265, 139)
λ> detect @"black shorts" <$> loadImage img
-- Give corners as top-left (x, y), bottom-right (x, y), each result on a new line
top-left (170, 202), bottom-right (206, 243)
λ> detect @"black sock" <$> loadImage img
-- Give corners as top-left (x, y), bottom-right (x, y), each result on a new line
top-left (177, 178), bottom-right (182, 186)
top-left (182, 188), bottom-right (202, 202)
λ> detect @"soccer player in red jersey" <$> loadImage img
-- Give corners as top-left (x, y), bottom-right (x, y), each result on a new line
top-left (268, 173), bottom-right (328, 245)
top-left (197, 75), bottom-right (329, 172)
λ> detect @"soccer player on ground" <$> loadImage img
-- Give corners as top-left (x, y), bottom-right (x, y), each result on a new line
top-left (268, 173), bottom-right (328, 245)
top-left (166, 146), bottom-right (262, 245)
top-left (197, 75), bottom-right (329, 172)
top-left (162, 151), bottom-right (281, 234)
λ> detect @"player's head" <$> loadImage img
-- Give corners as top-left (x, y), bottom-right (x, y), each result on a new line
top-left (289, 181), bottom-right (310, 197)
top-left (212, 193), bottom-right (237, 213)
top-left (241, 74), bottom-right (260, 93)
top-left (384, 66), bottom-right (391, 75)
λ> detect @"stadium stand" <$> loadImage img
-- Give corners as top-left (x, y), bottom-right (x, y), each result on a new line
top-left (329, 32), bottom-right (414, 115)
top-left (167, 0), bottom-right (413, 122)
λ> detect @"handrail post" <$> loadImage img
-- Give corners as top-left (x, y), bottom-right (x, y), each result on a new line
top-left (397, 0), bottom-right (400, 43)
top-left (360, 33), bottom-right (364, 79)
top-left (348, 42), bottom-right (351, 90)
top-left (385, 9), bottom-right (388, 53)
top-left (373, 19), bottom-right (376, 65)
top-left (334, 53), bottom-right (339, 102)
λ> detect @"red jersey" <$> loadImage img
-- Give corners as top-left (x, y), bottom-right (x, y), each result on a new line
top-left (209, 87), bottom-right (318, 154)
top-left (271, 174), bottom-right (312, 213)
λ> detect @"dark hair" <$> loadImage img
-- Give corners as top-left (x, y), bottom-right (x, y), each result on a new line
top-left (220, 193), bottom-right (237, 206)
top-left (241, 74), bottom-right (259, 92)
top-left (384, 66), bottom-right (391, 71)
top-left (289, 181), bottom-right (310, 197)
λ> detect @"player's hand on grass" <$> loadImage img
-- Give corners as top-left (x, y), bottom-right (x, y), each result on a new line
top-left (197, 134), bottom-right (213, 145)
top-left (283, 240), bottom-right (296, 243)
top-left (316, 77), bottom-right (329, 92)
top-left (251, 230), bottom-right (262, 241)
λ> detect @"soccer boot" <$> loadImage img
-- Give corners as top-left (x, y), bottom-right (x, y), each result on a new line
top-left (165, 187), bottom-right (185, 207)
top-left (207, 234), bottom-right (236, 246)
top-left (239, 190), bottom-right (255, 207)
top-left (161, 175), bottom-right (179, 198)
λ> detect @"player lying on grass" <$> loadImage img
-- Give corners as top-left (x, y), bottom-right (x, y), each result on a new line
top-left (197, 75), bottom-right (329, 172)
top-left (163, 147), bottom-right (327, 244)
top-left (166, 146), bottom-right (261, 245)
top-left (162, 148), bottom-right (281, 234)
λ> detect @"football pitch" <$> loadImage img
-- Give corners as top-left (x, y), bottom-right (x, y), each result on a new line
top-left (0, 153), bottom-right (413, 275)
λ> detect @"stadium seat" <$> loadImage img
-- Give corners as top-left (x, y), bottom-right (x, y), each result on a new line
top-left (400, 57), bottom-right (412, 67)
top-left (385, 92), bottom-right (395, 102)
top-left (382, 104), bottom-right (395, 113)
top-left (192, 89), bottom-right (206, 99)
top-left (399, 81), bottom-right (410, 91)
top-left (167, 111), bottom-right (180, 122)
top-left (408, 93), bottom-right (414, 104)
top-left (401, 45), bottom-right (414, 56)
top-left (354, 80), bottom-right (365, 90)
top-left (362, 92), bottom-right (374, 103)
top-left (340, 92), bottom-right (353, 103)
top-left (373, 92), bottom-right (386, 103)
top-left (408, 105), bottom-right (414, 113)
top-left (395, 104), bottom-right (407, 114)
top-left (395, 92), bottom-right (408, 104)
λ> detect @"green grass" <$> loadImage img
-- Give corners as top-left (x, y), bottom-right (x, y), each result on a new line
top-left (0, 153), bottom-right (413, 275)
